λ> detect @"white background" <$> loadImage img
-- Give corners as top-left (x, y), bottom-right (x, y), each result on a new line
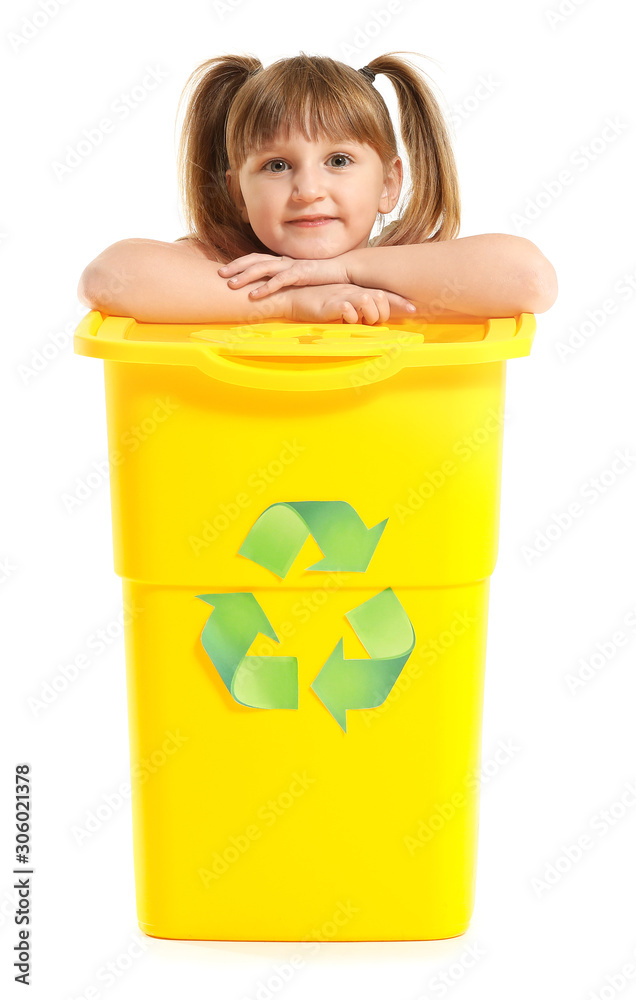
top-left (2, 0), bottom-right (636, 997)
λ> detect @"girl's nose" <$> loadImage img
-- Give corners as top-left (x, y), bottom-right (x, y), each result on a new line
top-left (291, 166), bottom-right (325, 200)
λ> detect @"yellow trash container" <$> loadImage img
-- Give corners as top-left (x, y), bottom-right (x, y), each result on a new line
top-left (74, 310), bottom-right (536, 942)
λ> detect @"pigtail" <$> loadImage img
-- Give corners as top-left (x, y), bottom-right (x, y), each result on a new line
top-left (174, 55), bottom-right (273, 262)
top-left (365, 51), bottom-right (461, 246)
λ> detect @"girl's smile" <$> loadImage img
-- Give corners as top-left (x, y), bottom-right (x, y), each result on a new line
top-left (286, 215), bottom-right (338, 227)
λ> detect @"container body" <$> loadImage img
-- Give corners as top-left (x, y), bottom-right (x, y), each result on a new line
top-left (100, 355), bottom-right (508, 941)
top-left (99, 361), bottom-right (505, 941)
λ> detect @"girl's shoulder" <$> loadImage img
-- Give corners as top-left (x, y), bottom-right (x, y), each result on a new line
top-left (369, 219), bottom-right (400, 245)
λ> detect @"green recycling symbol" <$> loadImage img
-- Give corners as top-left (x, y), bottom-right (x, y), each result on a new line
top-left (197, 501), bottom-right (415, 733)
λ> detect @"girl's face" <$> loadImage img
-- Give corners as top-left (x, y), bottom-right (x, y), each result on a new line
top-left (226, 131), bottom-right (402, 258)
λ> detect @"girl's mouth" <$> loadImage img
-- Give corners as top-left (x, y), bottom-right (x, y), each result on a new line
top-left (286, 217), bottom-right (337, 227)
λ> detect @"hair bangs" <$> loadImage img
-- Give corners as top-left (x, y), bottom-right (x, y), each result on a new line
top-left (227, 63), bottom-right (393, 170)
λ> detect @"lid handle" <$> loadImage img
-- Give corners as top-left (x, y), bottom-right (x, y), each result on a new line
top-left (195, 346), bottom-right (407, 391)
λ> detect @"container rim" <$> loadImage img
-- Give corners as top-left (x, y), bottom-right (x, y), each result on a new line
top-left (75, 312), bottom-right (535, 361)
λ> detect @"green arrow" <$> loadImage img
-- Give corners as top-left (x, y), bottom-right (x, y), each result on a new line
top-left (196, 592), bottom-right (298, 709)
top-left (310, 588), bottom-right (416, 732)
top-left (238, 500), bottom-right (388, 578)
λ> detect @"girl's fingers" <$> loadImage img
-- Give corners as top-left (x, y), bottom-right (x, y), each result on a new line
top-left (370, 302), bottom-right (382, 324)
top-left (358, 295), bottom-right (380, 325)
top-left (225, 265), bottom-right (273, 287)
top-left (384, 292), bottom-right (417, 317)
top-left (366, 291), bottom-right (384, 324)
top-left (342, 302), bottom-right (358, 323)
top-left (377, 293), bottom-right (391, 324)
top-left (218, 253), bottom-right (283, 276)
top-left (339, 293), bottom-right (384, 325)
top-left (222, 261), bottom-right (288, 288)
top-left (248, 272), bottom-right (294, 298)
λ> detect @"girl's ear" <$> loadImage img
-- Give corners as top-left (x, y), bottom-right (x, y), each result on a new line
top-left (226, 169), bottom-right (249, 223)
top-left (378, 156), bottom-right (403, 216)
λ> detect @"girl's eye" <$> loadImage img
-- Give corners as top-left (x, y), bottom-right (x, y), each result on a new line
top-left (264, 159), bottom-right (287, 173)
top-left (329, 153), bottom-right (352, 168)
top-left (262, 153), bottom-right (353, 172)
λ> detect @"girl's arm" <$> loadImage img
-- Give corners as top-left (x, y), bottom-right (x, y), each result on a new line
top-left (341, 234), bottom-right (558, 319)
top-left (77, 238), bottom-right (417, 324)
top-left (77, 238), bottom-right (292, 324)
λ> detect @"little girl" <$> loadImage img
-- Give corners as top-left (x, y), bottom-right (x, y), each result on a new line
top-left (78, 51), bottom-right (557, 325)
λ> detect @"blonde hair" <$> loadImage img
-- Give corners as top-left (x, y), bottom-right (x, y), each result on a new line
top-left (174, 51), bottom-right (460, 264)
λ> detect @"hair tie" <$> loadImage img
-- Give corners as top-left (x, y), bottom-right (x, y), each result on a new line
top-left (358, 65), bottom-right (376, 84)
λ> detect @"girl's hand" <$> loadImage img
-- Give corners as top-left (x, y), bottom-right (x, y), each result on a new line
top-left (284, 283), bottom-right (417, 325)
top-left (218, 253), bottom-right (350, 298)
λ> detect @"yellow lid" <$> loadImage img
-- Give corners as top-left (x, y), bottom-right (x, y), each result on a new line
top-left (74, 311), bottom-right (535, 391)
top-left (187, 320), bottom-right (480, 355)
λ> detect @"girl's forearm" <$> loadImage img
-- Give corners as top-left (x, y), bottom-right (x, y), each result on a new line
top-left (78, 239), bottom-right (290, 324)
top-left (342, 234), bottom-right (558, 318)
